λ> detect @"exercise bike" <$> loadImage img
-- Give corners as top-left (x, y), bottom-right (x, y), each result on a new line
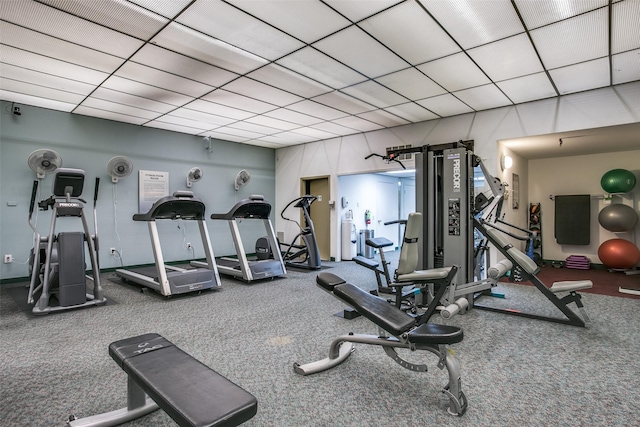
top-left (257, 195), bottom-right (321, 270)
top-left (27, 168), bottom-right (106, 315)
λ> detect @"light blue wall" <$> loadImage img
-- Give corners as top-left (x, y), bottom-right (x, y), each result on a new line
top-left (0, 102), bottom-right (275, 281)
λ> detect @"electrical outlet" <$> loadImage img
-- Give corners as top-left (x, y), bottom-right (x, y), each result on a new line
top-left (3, 254), bottom-right (13, 264)
top-left (110, 248), bottom-right (116, 255)
top-left (186, 243), bottom-right (192, 250)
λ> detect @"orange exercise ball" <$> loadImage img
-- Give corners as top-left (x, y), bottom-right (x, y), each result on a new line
top-left (598, 239), bottom-right (640, 269)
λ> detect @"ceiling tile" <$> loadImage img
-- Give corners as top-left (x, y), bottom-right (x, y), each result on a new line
top-left (313, 26), bottom-right (408, 78)
top-left (0, 90), bottom-right (75, 112)
top-left (265, 108), bottom-right (324, 126)
top-left (144, 120), bottom-right (207, 134)
top-left (454, 84), bottom-right (513, 110)
top-left (0, 45), bottom-right (109, 85)
top-left (246, 115), bottom-right (300, 131)
top-left (101, 76), bottom-right (193, 106)
top-left (289, 127), bottom-right (337, 140)
top-left (416, 94), bottom-right (474, 117)
top-left (151, 23), bottom-right (267, 75)
top-left (417, 53), bottom-right (491, 92)
top-left (324, 0), bottom-right (403, 22)
top-left (201, 130), bottom-right (250, 143)
top-left (384, 103), bottom-right (440, 122)
top-left (358, 1), bottom-right (460, 65)
top-left (38, 0), bottom-right (169, 40)
top-left (263, 131), bottom-right (317, 144)
top-left (0, 0), bottom-right (144, 57)
top-left (91, 87), bottom-right (176, 114)
top-left (468, 34), bottom-right (543, 82)
top-left (309, 121), bottom-right (359, 136)
top-left (612, 49), bottom-right (640, 85)
top-left (0, 78), bottom-right (86, 105)
top-left (276, 47), bottom-right (367, 89)
top-left (128, 0), bottom-right (193, 19)
top-left (222, 78), bottom-right (303, 107)
top-left (496, 73), bottom-right (557, 104)
top-left (332, 115), bottom-right (384, 132)
top-left (158, 113), bottom-right (225, 131)
top-left (210, 126), bottom-right (265, 139)
top-left (115, 62), bottom-right (214, 98)
top-left (312, 91), bottom-right (375, 115)
top-left (200, 90), bottom-right (276, 114)
top-left (531, 9), bottom-right (608, 69)
top-left (74, 105), bottom-right (149, 125)
top-left (286, 100), bottom-right (349, 121)
top-left (0, 22), bottom-right (124, 73)
top-left (176, 1), bottom-right (304, 60)
top-left (612, 0), bottom-right (640, 54)
top-left (228, 0), bottom-right (350, 43)
top-left (0, 63), bottom-right (95, 96)
top-left (168, 107), bottom-right (237, 127)
top-left (357, 110), bottom-right (409, 127)
top-left (80, 97), bottom-right (160, 120)
top-left (549, 58), bottom-right (610, 94)
top-left (419, 0), bottom-right (524, 49)
top-left (187, 99), bottom-right (257, 120)
top-left (341, 80), bottom-right (407, 108)
top-left (130, 45), bottom-right (238, 88)
top-left (226, 121), bottom-right (280, 135)
top-left (376, 68), bottom-right (446, 100)
top-left (516, 0), bottom-right (607, 29)
top-left (246, 64), bottom-right (332, 98)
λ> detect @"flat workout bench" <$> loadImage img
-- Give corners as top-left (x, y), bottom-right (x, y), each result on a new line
top-left (69, 333), bottom-right (257, 427)
top-left (294, 272), bottom-right (467, 416)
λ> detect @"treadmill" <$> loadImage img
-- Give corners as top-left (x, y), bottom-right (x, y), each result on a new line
top-left (115, 191), bottom-right (221, 296)
top-left (193, 195), bottom-right (286, 282)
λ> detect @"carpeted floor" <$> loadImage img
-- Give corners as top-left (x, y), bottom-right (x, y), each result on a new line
top-left (1, 253), bottom-right (639, 426)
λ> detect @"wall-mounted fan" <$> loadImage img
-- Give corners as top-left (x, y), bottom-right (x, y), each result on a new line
top-left (27, 149), bottom-right (63, 178)
top-left (107, 156), bottom-right (133, 183)
top-left (234, 169), bottom-right (251, 191)
top-left (187, 167), bottom-right (203, 188)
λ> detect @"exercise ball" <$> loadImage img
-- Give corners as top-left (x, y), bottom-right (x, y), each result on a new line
top-left (597, 239), bottom-right (640, 269)
top-left (598, 204), bottom-right (638, 232)
top-left (600, 169), bottom-right (636, 193)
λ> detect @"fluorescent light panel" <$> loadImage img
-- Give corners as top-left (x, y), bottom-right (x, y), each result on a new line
top-left (515, 0), bottom-right (608, 29)
top-left (468, 34), bottom-right (543, 82)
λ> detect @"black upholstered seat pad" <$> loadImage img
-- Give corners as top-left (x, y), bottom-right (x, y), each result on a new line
top-left (109, 334), bottom-right (257, 427)
top-left (407, 323), bottom-right (463, 345)
top-left (333, 283), bottom-right (415, 336)
top-left (316, 272), bottom-right (346, 292)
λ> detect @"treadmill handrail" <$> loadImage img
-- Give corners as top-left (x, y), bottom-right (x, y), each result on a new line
top-left (210, 195), bottom-right (271, 220)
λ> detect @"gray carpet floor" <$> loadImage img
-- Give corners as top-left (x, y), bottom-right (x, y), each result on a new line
top-left (1, 252), bottom-right (639, 426)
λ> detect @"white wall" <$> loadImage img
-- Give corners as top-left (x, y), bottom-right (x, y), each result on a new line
top-left (275, 81), bottom-right (640, 262)
top-left (529, 150), bottom-right (640, 265)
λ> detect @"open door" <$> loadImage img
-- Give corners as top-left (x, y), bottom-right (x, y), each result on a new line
top-left (303, 177), bottom-right (330, 260)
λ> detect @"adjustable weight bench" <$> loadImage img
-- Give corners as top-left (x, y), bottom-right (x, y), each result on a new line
top-left (294, 272), bottom-right (467, 416)
top-left (69, 333), bottom-right (257, 427)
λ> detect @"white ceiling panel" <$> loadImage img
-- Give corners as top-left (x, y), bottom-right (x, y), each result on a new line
top-left (152, 23), bottom-right (267, 75)
top-left (312, 91), bottom-right (375, 115)
top-left (246, 64), bottom-right (332, 98)
top-left (324, 0), bottom-right (403, 22)
top-left (358, 1), bottom-right (460, 65)
top-left (384, 103), bottom-right (440, 122)
top-left (0, 45), bottom-right (109, 85)
top-left (516, 0), bottom-right (607, 30)
top-left (115, 62), bottom-right (214, 98)
top-left (2, 0), bottom-right (637, 147)
top-left (419, 0), bottom-right (524, 49)
top-left (286, 100), bottom-right (349, 121)
top-left (313, 26), bottom-right (408, 78)
top-left (612, 0), bottom-right (640, 54)
top-left (550, 58), bottom-right (610, 95)
top-left (228, 0), bottom-right (350, 43)
top-left (0, 22), bottom-right (124, 73)
top-left (276, 47), bottom-right (367, 89)
top-left (417, 53), bottom-right (491, 92)
top-left (376, 68), bottom-right (446, 100)
top-left (177, 1), bottom-right (304, 60)
top-left (496, 73), bottom-right (557, 104)
top-left (130, 45), bottom-right (238, 88)
top-left (531, 9), bottom-right (608, 70)
top-left (222, 78), bottom-right (303, 107)
top-left (612, 49), bottom-right (640, 85)
top-left (38, 0), bottom-right (169, 40)
top-left (468, 34), bottom-right (543, 82)
top-left (454, 84), bottom-right (512, 111)
top-left (341, 80), bottom-right (407, 108)
top-left (0, 0), bottom-right (144, 58)
top-left (200, 90), bottom-right (276, 115)
top-left (187, 99), bottom-right (257, 121)
top-left (74, 105), bottom-right (149, 125)
top-left (416, 94), bottom-right (474, 117)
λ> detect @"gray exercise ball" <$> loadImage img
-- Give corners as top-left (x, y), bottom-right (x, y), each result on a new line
top-left (598, 204), bottom-right (638, 232)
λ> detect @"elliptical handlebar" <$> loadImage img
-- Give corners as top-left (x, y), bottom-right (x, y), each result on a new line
top-left (280, 195), bottom-right (318, 230)
top-left (29, 180), bottom-right (38, 216)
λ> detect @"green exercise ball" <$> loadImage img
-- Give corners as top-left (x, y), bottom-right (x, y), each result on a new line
top-left (600, 169), bottom-right (636, 193)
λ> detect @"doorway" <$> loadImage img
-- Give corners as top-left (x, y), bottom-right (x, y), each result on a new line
top-left (302, 176), bottom-right (330, 260)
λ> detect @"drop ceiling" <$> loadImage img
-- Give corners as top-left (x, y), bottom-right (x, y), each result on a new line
top-left (1, 0), bottom-right (639, 149)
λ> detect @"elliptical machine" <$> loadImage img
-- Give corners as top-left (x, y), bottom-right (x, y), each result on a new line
top-left (257, 195), bottom-right (321, 270)
top-left (27, 168), bottom-right (106, 315)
